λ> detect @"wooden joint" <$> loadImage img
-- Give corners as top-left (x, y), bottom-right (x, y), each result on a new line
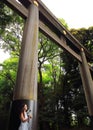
top-left (81, 48), bottom-right (84, 52)
top-left (33, 0), bottom-right (38, 6)
top-left (63, 30), bottom-right (66, 35)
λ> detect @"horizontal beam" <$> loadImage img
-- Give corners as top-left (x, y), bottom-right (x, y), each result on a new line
top-left (5, 0), bottom-right (82, 62)
top-left (18, 0), bottom-right (93, 60)
top-left (19, 0), bottom-right (93, 61)
top-left (39, 21), bottom-right (82, 62)
top-left (40, 21), bottom-right (93, 73)
top-left (4, 0), bottom-right (93, 63)
top-left (38, 0), bottom-right (92, 60)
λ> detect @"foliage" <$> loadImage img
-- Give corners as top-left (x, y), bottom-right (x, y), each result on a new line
top-left (0, 58), bottom-right (18, 111)
top-left (59, 18), bottom-right (69, 29)
top-left (38, 31), bottom-right (89, 129)
top-left (70, 27), bottom-right (93, 55)
top-left (38, 33), bottom-right (64, 130)
top-left (0, 1), bottom-right (24, 56)
top-left (0, 1), bottom-right (13, 34)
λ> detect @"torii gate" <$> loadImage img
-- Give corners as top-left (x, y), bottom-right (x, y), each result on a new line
top-left (3, 0), bottom-right (93, 129)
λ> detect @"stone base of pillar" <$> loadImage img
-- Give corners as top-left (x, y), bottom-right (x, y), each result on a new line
top-left (7, 99), bottom-right (37, 130)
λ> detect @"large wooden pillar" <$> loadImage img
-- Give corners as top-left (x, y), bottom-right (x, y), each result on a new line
top-left (79, 48), bottom-right (93, 128)
top-left (8, 1), bottom-right (38, 130)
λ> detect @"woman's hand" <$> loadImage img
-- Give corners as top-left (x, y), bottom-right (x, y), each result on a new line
top-left (28, 115), bottom-right (32, 119)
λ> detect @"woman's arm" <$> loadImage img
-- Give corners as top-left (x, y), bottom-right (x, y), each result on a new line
top-left (20, 112), bottom-right (28, 122)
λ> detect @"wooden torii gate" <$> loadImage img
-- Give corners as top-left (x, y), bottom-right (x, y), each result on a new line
top-left (3, 0), bottom-right (93, 129)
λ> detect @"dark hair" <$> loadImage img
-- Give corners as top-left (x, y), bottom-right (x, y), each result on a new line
top-left (20, 103), bottom-right (27, 112)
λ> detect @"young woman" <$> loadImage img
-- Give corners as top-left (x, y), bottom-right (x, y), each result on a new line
top-left (18, 104), bottom-right (32, 130)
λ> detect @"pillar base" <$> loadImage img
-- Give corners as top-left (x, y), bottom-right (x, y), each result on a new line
top-left (8, 99), bottom-right (37, 130)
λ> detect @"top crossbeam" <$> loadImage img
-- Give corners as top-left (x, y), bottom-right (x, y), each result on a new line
top-left (4, 0), bottom-right (93, 63)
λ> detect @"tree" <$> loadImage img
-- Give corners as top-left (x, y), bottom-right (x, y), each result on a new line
top-left (59, 18), bottom-right (69, 29)
top-left (38, 32), bottom-right (64, 130)
top-left (70, 27), bottom-right (93, 56)
top-left (0, 57), bottom-right (18, 129)
top-left (0, 1), bottom-right (13, 34)
top-left (0, 1), bottom-right (24, 57)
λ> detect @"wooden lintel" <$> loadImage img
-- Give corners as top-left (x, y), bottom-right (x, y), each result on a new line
top-left (38, 0), bottom-right (92, 60)
top-left (39, 21), bottom-right (82, 62)
top-left (39, 21), bottom-right (93, 71)
top-left (38, 0), bottom-right (91, 56)
top-left (5, 0), bottom-right (92, 61)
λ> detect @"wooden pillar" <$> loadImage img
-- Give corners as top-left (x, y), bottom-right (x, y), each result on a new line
top-left (79, 48), bottom-right (93, 128)
top-left (8, 1), bottom-right (39, 130)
